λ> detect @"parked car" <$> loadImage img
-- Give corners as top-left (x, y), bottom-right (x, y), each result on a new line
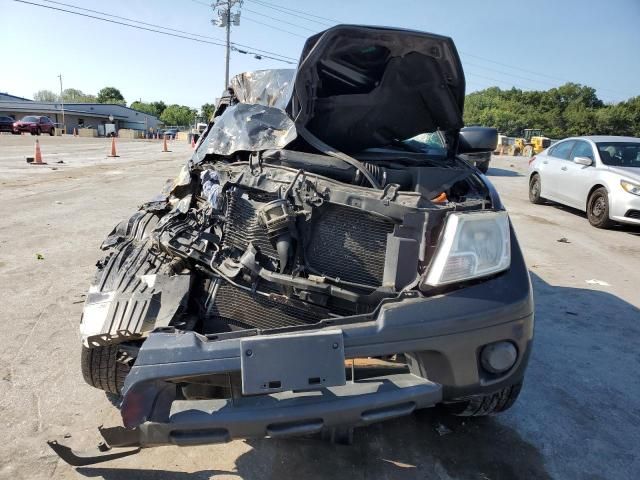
top-left (12, 115), bottom-right (55, 135)
top-left (163, 128), bottom-right (178, 139)
top-left (528, 136), bottom-right (640, 228)
top-left (0, 115), bottom-right (15, 132)
top-left (49, 25), bottom-right (533, 466)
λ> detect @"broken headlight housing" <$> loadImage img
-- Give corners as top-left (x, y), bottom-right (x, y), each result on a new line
top-left (422, 211), bottom-right (510, 287)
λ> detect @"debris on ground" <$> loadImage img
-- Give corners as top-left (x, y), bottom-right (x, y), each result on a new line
top-left (586, 279), bottom-right (611, 286)
top-left (434, 423), bottom-right (452, 436)
top-left (557, 237), bottom-right (570, 243)
top-left (36, 253), bottom-right (44, 260)
top-left (565, 311), bottom-right (578, 316)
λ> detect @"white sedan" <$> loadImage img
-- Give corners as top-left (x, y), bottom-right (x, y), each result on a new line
top-left (528, 135), bottom-right (640, 228)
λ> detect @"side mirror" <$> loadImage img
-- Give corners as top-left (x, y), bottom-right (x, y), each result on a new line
top-left (458, 127), bottom-right (498, 154)
top-left (573, 156), bottom-right (593, 166)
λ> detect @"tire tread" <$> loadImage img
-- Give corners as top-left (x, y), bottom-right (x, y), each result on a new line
top-left (449, 382), bottom-right (522, 417)
top-left (81, 345), bottom-right (129, 395)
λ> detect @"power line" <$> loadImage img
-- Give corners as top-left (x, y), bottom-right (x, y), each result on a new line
top-left (247, 0), bottom-right (339, 25)
top-left (12, 0), bottom-right (296, 64)
top-left (459, 51), bottom-right (632, 99)
top-left (44, 0), bottom-right (294, 61)
top-left (464, 61), bottom-right (560, 89)
top-left (245, 0), bottom-right (334, 26)
top-left (242, 15), bottom-right (308, 38)
top-left (190, 1), bottom-right (311, 39)
top-left (244, 1), bottom-right (632, 99)
top-left (243, 6), bottom-right (318, 32)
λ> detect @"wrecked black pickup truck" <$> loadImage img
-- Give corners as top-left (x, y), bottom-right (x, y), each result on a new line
top-left (49, 25), bottom-right (533, 465)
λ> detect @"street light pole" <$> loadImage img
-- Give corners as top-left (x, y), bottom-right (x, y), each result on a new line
top-left (225, 5), bottom-right (231, 88)
top-left (57, 74), bottom-right (65, 133)
top-left (212, 1), bottom-right (242, 88)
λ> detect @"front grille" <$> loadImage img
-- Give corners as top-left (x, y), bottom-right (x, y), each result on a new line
top-left (625, 209), bottom-right (640, 220)
top-left (306, 204), bottom-right (394, 286)
top-left (204, 282), bottom-right (323, 332)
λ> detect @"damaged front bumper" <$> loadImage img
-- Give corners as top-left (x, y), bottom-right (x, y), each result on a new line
top-left (49, 235), bottom-right (533, 465)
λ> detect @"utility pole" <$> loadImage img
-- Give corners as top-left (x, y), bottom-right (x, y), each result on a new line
top-left (211, 1), bottom-right (242, 88)
top-left (57, 74), bottom-right (65, 133)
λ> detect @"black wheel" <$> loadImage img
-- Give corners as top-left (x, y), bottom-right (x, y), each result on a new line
top-left (477, 161), bottom-right (489, 174)
top-left (81, 345), bottom-right (130, 395)
top-left (49, 127), bottom-right (55, 136)
top-left (445, 382), bottom-right (522, 417)
top-left (529, 174), bottom-right (544, 204)
top-left (587, 187), bottom-right (614, 228)
top-left (36, 127), bottom-right (41, 136)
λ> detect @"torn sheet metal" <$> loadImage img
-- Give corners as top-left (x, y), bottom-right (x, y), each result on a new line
top-left (194, 103), bottom-right (296, 159)
top-left (230, 69), bottom-right (295, 110)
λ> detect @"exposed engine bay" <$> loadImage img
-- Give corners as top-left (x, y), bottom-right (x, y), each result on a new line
top-left (85, 149), bottom-right (492, 347)
top-left (81, 26), bottom-right (496, 348)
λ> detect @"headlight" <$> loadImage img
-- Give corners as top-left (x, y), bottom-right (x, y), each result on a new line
top-left (422, 211), bottom-right (511, 286)
top-left (621, 180), bottom-right (640, 196)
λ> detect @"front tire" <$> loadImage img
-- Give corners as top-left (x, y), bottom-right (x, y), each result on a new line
top-left (587, 188), bottom-right (614, 228)
top-left (49, 127), bottom-right (55, 136)
top-left (36, 127), bottom-right (41, 136)
top-left (445, 382), bottom-right (522, 417)
top-left (477, 161), bottom-right (489, 174)
top-left (81, 345), bottom-right (130, 395)
top-left (529, 174), bottom-right (544, 204)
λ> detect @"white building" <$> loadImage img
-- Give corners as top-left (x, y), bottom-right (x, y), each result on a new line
top-left (0, 92), bottom-right (161, 134)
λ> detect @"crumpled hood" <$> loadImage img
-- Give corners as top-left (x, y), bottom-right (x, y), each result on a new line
top-left (194, 25), bottom-right (465, 161)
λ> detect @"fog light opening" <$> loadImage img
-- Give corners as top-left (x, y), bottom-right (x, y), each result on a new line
top-left (481, 341), bottom-right (517, 374)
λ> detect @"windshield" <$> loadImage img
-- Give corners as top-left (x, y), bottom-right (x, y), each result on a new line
top-left (596, 142), bottom-right (640, 168)
top-left (402, 132), bottom-right (447, 155)
top-left (21, 116), bottom-right (39, 122)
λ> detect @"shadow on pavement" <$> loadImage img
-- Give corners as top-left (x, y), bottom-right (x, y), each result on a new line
top-left (76, 468), bottom-right (235, 480)
top-left (486, 167), bottom-right (523, 177)
top-left (544, 202), bottom-right (640, 235)
top-left (76, 409), bottom-right (550, 480)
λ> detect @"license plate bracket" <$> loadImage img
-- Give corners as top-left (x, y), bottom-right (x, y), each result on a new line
top-left (240, 330), bottom-right (345, 395)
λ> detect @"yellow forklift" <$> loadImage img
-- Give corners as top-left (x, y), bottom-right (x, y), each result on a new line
top-left (508, 129), bottom-right (551, 157)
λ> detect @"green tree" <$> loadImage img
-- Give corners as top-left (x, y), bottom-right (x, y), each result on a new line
top-left (160, 104), bottom-right (197, 127)
top-left (462, 82), bottom-right (638, 139)
top-left (201, 103), bottom-right (216, 121)
top-left (130, 101), bottom-right (158, 116)
top-left (61, 88), bottom-right (96, 103)
top-left (33, 89), bottom-right (58, 102)
top-left (152, 101), bottom-right (167, 116)
top-left (97, 87), bottom-right (126, 105)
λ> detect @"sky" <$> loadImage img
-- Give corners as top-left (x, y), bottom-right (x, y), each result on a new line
top-left (1, 0), bottom-right (639, 111)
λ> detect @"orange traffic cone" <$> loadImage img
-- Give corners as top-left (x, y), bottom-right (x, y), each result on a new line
top-left (108, 136), bottom-right (119, 157)
top-left (162, 134), bottom-right (170, 153)
top-left (32, 139), bottom-right (46, 165)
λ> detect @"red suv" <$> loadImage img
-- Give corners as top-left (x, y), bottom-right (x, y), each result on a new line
top-left (12, 116), bottom-right (56, 135)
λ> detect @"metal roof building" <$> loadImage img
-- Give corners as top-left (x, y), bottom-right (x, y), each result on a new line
top-left (0, 92), bottom-right (160, 133)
